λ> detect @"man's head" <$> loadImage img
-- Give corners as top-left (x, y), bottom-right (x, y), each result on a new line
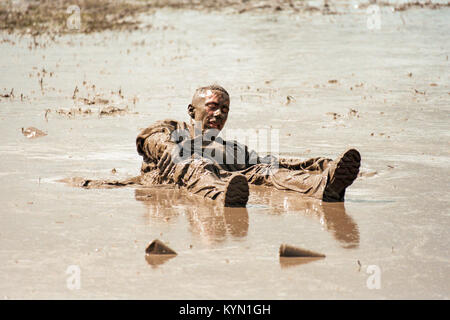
top-left (188, 84), bottom-right (230, 134)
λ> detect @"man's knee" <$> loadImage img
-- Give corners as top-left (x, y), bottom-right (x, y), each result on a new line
top-left (174, 158), bottom-right (220, 184)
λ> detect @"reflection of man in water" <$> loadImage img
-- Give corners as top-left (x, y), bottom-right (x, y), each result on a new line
top-left (135, 188), bottom-right (249, 244)
top-left (136, 84), bottom-right (361, 207)
top-left (250, 186), bottom-right (359, 249)
top-left (135, 186), bottom-right (358, 248)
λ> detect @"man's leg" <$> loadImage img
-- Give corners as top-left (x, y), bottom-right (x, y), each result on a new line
top-left (279, 156), bottom-right (332, 172)
top-left (154, 158), bottom-right (249, 207)
top-left (241, 149), bottom-right (360, 201)
top-left (242, 163), bottom-right (328, 199)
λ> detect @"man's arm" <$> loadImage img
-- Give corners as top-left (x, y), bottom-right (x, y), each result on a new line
top-left (137, 124), bottom-right (174, 161)
top-left (136, 120), bottom-right (186, 176)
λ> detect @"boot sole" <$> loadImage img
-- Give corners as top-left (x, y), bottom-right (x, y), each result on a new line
top-left (324, 149), bottom-right (361, 202)
top-left (224, 174), bottom-right (249, 207)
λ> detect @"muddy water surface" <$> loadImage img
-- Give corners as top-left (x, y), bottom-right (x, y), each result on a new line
top-left (0, 7), bottom-right (449, 299)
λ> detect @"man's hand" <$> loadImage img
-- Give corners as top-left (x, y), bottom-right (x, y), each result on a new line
top-left (177, 135), bottom-right (206, 158)
top-left (157, 135), bottom-right (207, 178)
top-left (157, 143), bottom-right (178, 178)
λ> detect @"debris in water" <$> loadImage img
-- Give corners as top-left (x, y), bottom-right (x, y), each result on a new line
top-left (99, 106), bottom-right (128, 116)
top-left (145, 239), bottom-right (177, 255)
top-left (78, 96), bottom-right (109, 105)
top-left (279, 244), bottom-right (325, 258)
top-left (44, 108), bottom-right (51, 121)
top-left (326, 112), bottom-right (341, 120)
top-left (0, 88), bottom-right (14, 98)
top-left (21, 127), bottom-right (47, 139)
top-left (72, 86), bottom-right (79, 99)
top-left (55, 107), bottom-right (92, 117)
top-left (414, 89), bottom-right (425, 95)
top-left (348, 108), bottom-right (360, 118)
top-left (78, 97), bottom-right (96, 105)
top-left (285, 95), bottom-right (295, 105)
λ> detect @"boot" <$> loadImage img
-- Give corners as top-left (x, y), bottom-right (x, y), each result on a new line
top-left (323, 149), bottom-right (361, 202)
top-left (223, 174), bottom-right (249, 207)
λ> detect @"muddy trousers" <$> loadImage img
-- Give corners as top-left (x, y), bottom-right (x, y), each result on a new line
top-left (140, 157), bottom-right (333, 201)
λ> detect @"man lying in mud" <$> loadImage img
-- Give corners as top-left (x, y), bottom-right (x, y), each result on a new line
top-left (135, 84), bottom-right (361, 207)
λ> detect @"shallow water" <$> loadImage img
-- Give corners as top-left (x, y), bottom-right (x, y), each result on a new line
top-left (0, 6), bottom-right (449, 299)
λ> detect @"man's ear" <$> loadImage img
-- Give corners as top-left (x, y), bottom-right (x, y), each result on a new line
top-left (187, 104), bottom-right (195, 119)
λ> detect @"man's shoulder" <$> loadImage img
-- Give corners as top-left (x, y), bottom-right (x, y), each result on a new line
top-left (147, 119), bottom-right (188, 131)
top-left (137, 119), bottom-right (188, 138)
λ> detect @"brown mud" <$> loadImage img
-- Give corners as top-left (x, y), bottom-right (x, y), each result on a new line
top-left (2, 0), bottom-right (449, 36)
top-left (0, 1), bottom-right (449, 299)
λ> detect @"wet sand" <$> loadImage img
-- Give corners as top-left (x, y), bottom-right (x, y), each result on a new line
top-left (0, 3), bottom-right (449, 299)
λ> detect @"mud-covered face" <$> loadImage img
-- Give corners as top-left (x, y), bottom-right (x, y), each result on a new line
top-left (191, 90), bottom-right (230, 133)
